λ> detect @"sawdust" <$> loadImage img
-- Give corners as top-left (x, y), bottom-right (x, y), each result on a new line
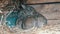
top-left (0, 24), bottom-right (60, 34)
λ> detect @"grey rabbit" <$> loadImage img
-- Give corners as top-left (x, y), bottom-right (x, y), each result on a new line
top-left (16, 4), bottom-right (47, 30)
top-left (5, 0), bottom-right (47, 30)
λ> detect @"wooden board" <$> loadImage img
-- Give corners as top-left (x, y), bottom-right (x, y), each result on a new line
top-left (27, 0), bottom-right (60, 3)
top-left (30, 4), bottom-right (60, 20)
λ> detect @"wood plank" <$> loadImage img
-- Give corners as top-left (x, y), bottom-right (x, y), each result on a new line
top-left (30, 4), bottom-right (60, 20)
top-left (47, 20), bottom-right (60, 25)
top-left (27, 0), bottom-right (60, 3)
top-left (43, 12), bottom-right (60, 20)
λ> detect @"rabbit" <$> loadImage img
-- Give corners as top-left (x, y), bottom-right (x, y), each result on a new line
top-left (5, 0), bottom-right (47, 30)
top-left (16, 4), bottom-right (47, 30)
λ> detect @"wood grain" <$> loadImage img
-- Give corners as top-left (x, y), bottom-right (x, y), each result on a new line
top-left (30, 4), bottom-right (60, 20)
top-left (27, 0), bottom-right (60, 3)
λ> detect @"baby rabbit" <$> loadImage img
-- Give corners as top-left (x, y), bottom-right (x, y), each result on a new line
top-left (16, 4), bottom-right (47, 30)
top-left (5, 0), bottom-right (47, 30)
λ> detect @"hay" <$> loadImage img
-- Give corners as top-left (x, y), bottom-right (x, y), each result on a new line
top-left (0, 24), bottom-right (60, 34)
